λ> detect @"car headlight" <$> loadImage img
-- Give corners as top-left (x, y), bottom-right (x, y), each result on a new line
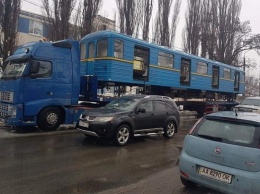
top-left (94, 117), bottom-right (114, 122)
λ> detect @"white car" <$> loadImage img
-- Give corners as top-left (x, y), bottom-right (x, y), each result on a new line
top-left (234, 96), bottom-right (260, 113)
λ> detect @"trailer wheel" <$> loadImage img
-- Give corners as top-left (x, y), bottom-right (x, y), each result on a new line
top-left (38, 107), bottom-right (62, 131)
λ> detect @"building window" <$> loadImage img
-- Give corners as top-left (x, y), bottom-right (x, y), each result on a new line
top-left (97, 39), bottom-right (108, 57)
top-left (114, 39), bottom-right (123, 58)
top-left (197, 62), bottom-right (208, 75)
top-left (158, 51), bottom-right (174, 68)
top-left (223, 68), bottom-right (231, 79)
top-left (98, 24), bottom-right (107, 31)
top-left (29, 20), bottom-right (43, 36)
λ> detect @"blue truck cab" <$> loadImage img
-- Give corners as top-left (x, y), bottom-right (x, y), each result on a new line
top-left (0, 40), bottom-right (82, 131)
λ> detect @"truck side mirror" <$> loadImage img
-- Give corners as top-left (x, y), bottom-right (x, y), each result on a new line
top-left (30, 62), bottom-right (40, 74)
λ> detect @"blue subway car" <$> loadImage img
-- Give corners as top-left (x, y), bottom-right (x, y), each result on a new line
top-left (79, 31), bottom-right (244, 113)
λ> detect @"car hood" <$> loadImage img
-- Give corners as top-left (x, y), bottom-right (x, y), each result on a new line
top-left (235, 104), bottom-right (260, 111)
top-left (81, 107), bottom-right (130, 117)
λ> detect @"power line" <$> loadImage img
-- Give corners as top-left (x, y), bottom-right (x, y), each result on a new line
top-left (23, 0), bottom-right (44, 9)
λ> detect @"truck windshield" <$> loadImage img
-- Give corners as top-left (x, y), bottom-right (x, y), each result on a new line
top-left (2, 61), bottom-right (27, 79)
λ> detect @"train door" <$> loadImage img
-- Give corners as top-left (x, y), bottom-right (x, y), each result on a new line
top-left (133, 46), bottom-right (149, 81)
top-left (180, 58), bottom-right (191, 85)
top-left (234, 71), bottom-right (240, 91)
top-left (86, 42), bottom-right (95, 75)
top-left (212, 66), bottom-right (219, 88)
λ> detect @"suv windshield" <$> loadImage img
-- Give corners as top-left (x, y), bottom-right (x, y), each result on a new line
top-left (2, 60), bottom-right (27, 79)
top-left (104, 97), bottom-right (141, 111)
top-left (241, 98), bottom-right (260, 106)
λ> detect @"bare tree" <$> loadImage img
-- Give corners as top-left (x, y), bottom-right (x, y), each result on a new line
top-left (42, 0), bottom-right (76, 41)
top-left (169, 0), bottom-right (181, 48)
top-left (200, 0), bottom-right (217, 58)
top-left (0, 0), bottom-right (20, 67)
top-left (182, 0), bottom-right (258, 66)
top-left (80, 0), bottom-right (103, 36)
top-left (153, 0), bottom-right (181, 47)
top-left (183, 0), bottom-right (202, 55)
top-left (116, 0), bottom-right (142, 36)
top-left (142, 0), bottom-right (153, 41)
top-left (115, 0), bottom-right (125, 33)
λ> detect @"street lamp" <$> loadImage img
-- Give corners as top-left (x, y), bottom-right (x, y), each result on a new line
top-left (243, 49), bottom-right (251, 71)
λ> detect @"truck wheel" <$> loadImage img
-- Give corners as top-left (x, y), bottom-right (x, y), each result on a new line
top-left (163, 120), bottom-right (176, 138)
top-left (38, 107), bottom-right (62, 131)
top-left (114, 125), bottom-right (131, 146)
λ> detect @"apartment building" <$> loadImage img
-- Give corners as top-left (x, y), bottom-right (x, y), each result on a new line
top-left (16, 10), bottom-right (116, 46)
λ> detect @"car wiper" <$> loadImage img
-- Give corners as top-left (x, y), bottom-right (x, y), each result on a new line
top-left (197, 134), bottom-right (223, 142)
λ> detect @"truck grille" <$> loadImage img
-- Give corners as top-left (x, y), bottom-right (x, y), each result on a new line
top-left (0, 103), bottom-right (10, 118)
top-left (0, 91), bottom-right (14, 103)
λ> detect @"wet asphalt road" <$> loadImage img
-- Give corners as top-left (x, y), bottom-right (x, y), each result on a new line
top-left (0, 116), bottom-right (221, 194)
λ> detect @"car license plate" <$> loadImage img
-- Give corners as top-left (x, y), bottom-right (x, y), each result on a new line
top-left (79, 120), bottom-right (89, 128)
top-left (198, 166), bottom-right (232, 184)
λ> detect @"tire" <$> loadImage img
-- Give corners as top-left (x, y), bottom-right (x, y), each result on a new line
top-left (163, 120), bottom-right (176, 138)
top-left (114, 124), bottom-right (131, 146)
top-left (38, 107), bottom-right (62, 131)
top-left (180, 176), bottom-right (197, 189)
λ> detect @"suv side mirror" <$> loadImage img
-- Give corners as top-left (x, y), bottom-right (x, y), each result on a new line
top-left (137, 107), bottom-right (146, 113)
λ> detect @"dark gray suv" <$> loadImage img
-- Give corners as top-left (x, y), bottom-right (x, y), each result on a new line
top-left (76, 95), bottom-right (180, 146)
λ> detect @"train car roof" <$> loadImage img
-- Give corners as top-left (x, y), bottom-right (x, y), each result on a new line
top-left (81, 30), bottom-right (244, 72)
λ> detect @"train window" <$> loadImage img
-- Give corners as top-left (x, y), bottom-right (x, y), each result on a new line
top-left (158, 51), bottom-right (174, 68)
top-left (197, 62), bottom-right (208, 74)
top-left (88, 42), bottom-right (95, 58)
top-left (212, 66), bottom-right (219, 88)
top-left (180, 58), bottom-right (190, 84)
top-left (97, 39), bottom-right (108, 57)
top-left (80, 43), bottom-right (86, 60)
top-left (114, 39), bottom-right (123, 58)
top-left (224, 68), bottom-right (231, 79)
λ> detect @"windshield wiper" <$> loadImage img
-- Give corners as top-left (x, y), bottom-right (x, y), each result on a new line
top-left (197, 134), bottom-right (223, 142)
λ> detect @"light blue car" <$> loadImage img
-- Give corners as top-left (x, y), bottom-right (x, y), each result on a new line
top-left (179, 111), bottom-right (260, 194)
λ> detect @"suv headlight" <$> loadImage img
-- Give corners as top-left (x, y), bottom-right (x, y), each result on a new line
top-left (94, 117), bottom-right (114, 122)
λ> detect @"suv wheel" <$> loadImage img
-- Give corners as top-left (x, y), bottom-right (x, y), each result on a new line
top-left (163, 121), bottom-right (176, 138)
top-left (114, 124), bottom-right (131, 146)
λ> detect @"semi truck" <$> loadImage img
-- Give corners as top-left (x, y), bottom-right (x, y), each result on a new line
top-left (0, 31), bottom-right (245, 131)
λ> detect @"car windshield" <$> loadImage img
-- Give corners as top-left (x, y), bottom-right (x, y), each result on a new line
top-left (2, 60), bottom-right (28, 79)
top-left (196, 118), bottom-right (256, 146)
top-left (241, 99), bottom-right (260, 106)
top-left (104, 98), bottom-right (141, 111)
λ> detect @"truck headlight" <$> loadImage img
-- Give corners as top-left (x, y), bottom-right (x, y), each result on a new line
top-left (94, 117), bottom-right (113, 122)
top-left (8, 106), bottom-right (17, 117)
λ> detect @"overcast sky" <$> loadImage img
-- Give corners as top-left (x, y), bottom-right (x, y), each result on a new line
top-left (21, 0), bottom-right (260, 75)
